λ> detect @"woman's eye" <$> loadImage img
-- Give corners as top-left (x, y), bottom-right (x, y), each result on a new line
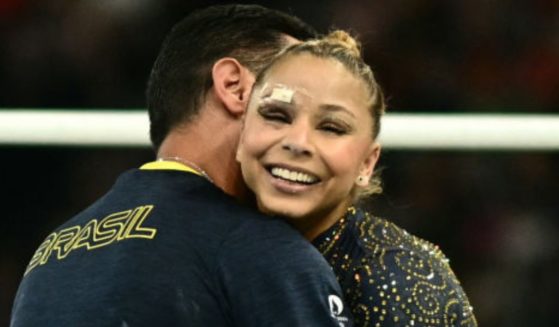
top-left (320, 123), bottom-right (348, 135)
top-left (258, 106), bottom-right (290, 123)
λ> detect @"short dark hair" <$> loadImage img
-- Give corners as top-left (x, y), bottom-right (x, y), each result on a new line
top-left (146, 4), bottom-right (316, 150)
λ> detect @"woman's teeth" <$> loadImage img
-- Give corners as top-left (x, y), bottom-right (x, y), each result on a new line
top-left (270, 167), bottom-right (318, 184)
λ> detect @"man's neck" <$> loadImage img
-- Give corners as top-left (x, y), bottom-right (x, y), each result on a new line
top-left (156, 114), bottom-right (249, 201)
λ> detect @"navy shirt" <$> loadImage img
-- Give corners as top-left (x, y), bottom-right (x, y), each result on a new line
top-left (11, 163), bottom-right (351, 326)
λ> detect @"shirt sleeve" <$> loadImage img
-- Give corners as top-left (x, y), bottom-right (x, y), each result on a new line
top-left (346, 248), bottom-right (477, 327)
top-left (216, 220), bottom-right (353, 327)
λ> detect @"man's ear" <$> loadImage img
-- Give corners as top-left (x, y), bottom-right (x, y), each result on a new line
top-left (212, 57), bottom-right (255, 117)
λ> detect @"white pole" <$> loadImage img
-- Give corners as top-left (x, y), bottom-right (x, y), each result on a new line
top-left (0, 110), bottom-right (149, 147)
top-left (380, 113), bottom-right (559, 151)
top-left (1, 110), bottom-right (559, 150)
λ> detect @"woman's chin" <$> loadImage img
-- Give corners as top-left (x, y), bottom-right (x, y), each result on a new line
top-left (257, 201), bottom-right (310, 221)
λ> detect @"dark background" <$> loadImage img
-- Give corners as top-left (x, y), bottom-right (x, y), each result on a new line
top-left (1, 0), bottom-right (558, 326)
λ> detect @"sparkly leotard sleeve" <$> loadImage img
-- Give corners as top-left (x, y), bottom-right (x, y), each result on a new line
top-left (313, 207), bottom-right (477, 327)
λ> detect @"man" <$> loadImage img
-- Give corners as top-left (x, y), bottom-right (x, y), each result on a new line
top-left (11, 4), bottom-right (351, 327)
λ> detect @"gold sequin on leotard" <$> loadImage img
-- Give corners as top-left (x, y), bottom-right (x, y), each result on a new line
top-left (313, 207), bottom-right (477, 327)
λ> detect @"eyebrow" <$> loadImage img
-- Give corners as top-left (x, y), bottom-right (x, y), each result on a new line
top-left (318, 104), bottom-right (356, 119)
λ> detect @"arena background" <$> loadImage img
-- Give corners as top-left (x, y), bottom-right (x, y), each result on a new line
top-left (1, 0), bottom-right (558, 325)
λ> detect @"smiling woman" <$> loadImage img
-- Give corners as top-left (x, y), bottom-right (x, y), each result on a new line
top-left (237, 31), bottom-right (384, 240)
top-left (236, 30), bottom-right (478, 326)
top-left (237, 57), bottom-right (380, 240)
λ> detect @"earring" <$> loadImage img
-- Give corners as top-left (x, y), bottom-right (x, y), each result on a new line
top-left (356, 175), bottom-right (368, 186)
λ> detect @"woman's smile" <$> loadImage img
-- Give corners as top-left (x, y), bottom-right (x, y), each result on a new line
top-left (264, 163), bottom-right (322, 194)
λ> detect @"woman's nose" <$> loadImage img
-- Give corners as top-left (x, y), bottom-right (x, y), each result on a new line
top-left (281, 121), bottom-right (313, 156)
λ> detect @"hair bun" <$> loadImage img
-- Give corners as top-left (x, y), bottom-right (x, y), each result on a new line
top-left (324, 30), bottom-right (362, 58)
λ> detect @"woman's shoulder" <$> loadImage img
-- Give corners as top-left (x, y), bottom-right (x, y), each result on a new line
top-left (344, 207), bottom-right (477, 326)
top-left (349, 206), bottom-right (461, 290)
top-left (351, 208), bottom-right (448, 264)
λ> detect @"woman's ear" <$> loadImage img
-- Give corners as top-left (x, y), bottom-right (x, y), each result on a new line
top-left (358, 142), bottom-right (381, 184)
top-left (212, 57), bottom-right (255, 117)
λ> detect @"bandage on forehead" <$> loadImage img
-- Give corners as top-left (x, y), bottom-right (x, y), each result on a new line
top-left (257, 83), bottom-right (314, 107)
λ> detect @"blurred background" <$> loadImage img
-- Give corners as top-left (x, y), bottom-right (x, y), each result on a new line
top-left (1, 0), bottom-right (558, 325)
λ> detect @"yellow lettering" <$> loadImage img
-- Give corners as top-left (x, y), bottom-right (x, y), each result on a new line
top-left (72, 220), bottom-right (98, 250)
top-left (23, 205), bottom-right (157, 274)
top-left (24, 233), bottom-right (57, 275)
top-left (39, 233), bottom-right (58, 265)
top-left (118, 207), bottom-right (141, 241)
top-left (123, 205), bottom-right (157, 240)
top-left (95, 210), bottom-right (131, 245)
top-left (51, 226), bottom-right (81, 260)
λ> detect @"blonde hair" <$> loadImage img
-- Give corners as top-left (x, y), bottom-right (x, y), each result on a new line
top-left (323, 30), bottom-right (362, 57)
top-left (255, 30), bottom-right (386, 198)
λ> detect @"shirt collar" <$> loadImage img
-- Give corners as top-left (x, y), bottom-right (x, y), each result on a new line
top-left (140, 160), bottom-right (203, 177)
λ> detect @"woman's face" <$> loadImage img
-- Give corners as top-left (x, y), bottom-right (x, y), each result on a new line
top-left (236, 53), bottom-right (380, 238)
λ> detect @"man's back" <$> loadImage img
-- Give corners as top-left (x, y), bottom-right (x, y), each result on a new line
top-left (11, 165), bottom-right (350, 326)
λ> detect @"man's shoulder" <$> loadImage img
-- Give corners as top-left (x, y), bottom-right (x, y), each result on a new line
top-left (213, 202), bottom-right (325, 272)
top-left (48, 167), bottom-right (312, 264)
top-left (52, 168), bottom-right (301, 244)
top-left (115, 168), bottom-right (293, 228)
top-left (219, 206), bottom-right (316, 257)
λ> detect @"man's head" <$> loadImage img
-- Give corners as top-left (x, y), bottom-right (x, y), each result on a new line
top-left (146, 4), bottom-right (316, 150)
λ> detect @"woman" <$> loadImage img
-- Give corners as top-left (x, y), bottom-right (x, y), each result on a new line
top-left (236, 30), bottom-right (477, 326)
